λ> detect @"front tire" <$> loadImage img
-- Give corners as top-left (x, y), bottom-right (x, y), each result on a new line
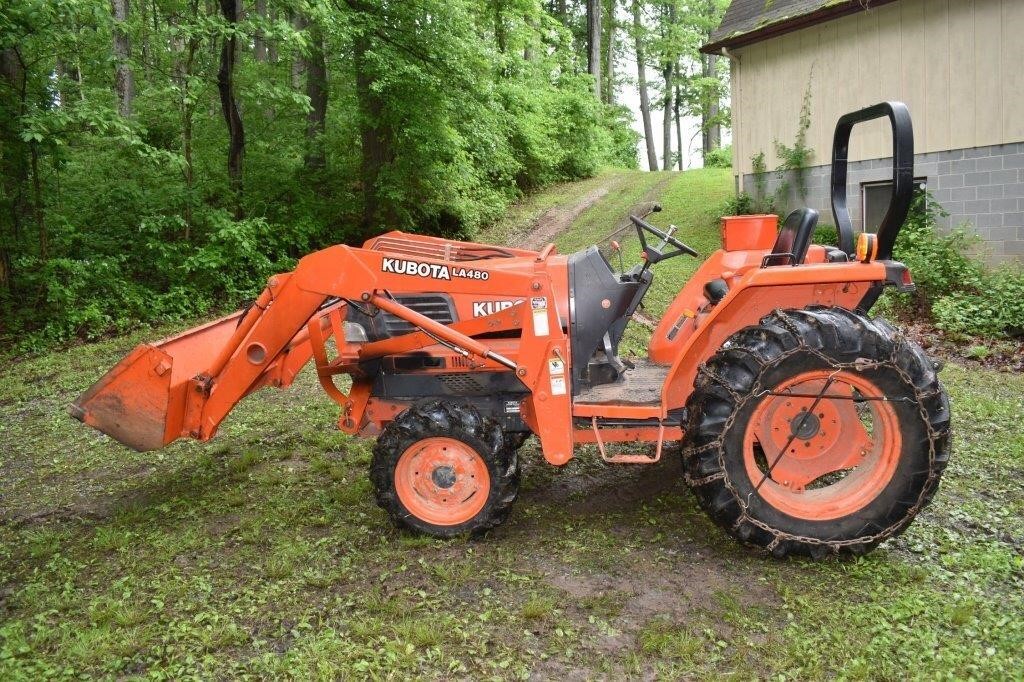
top-left (682, 307), bottom-right (951, 558)
top-left (371, 400), bottom-right (519, 538)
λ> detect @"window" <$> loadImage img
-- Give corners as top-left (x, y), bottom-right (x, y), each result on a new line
top-left (861, 179), bottom-right (927, 233)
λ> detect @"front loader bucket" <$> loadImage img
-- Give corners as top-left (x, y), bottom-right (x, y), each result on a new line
top-left (70, 312), bottom-right (244, 451)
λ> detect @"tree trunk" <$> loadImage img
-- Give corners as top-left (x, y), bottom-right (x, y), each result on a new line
top-left (254, 0), bottom-right (267, 61)
top-left (661, 61), bottom-right (672, 170)
top-left (661, 0), bottom-right (676, 170)
top-left (267, 6), bottom-right (279, 62)
top-left (304, 19), bottom-right (328, 172)
top-left (674, 79), bottom-right (683, 170)
top-left (30, 144), bottom-right (45, 260)
top-left (183, 102), bottom-right (194, 236)
top-left (604, 0), bottom-right (615, 104)
top-left (523, 14), bottom-right (535, 60)
top-left (75, 58), bottom-right (85, 102)
top-left (494, 1), bottom-right (506, 53)
top-left (355, 34), bottom-right (393, 231)
top-left (55, 59), bottom-right (68, 105)
top-left (180, 37), bottom-right (198, 239)
top-left (291, 11), bottom-right (306, 89)
top-left (217, 0), bottom-right (245, 218)
top-left (702, 53), bottom-right (721, 154)
top-left (632, 0), bottom-right (657, 172)
top-left (587, 0), bottom-right (601, 98)
top-left (111, 0), bottom-right (134, 117)
top-left (0, 48), bottom-right (26, 290)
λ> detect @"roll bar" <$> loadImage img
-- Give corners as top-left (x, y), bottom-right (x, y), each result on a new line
top-left (830, 102), bottom-right (914, 259)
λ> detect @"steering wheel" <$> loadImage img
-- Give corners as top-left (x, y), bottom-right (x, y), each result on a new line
top-left (630, 214), bottom-right (700, 264)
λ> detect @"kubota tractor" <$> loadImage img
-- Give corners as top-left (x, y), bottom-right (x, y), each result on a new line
top-left (72, 103), bottom-right (950, 558)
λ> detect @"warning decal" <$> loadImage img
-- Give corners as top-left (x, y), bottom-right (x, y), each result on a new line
top-left (531, 297), bottom-right (549, 337)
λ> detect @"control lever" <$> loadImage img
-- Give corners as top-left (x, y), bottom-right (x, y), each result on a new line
top-left (610, 239), bottom-right (625, 273)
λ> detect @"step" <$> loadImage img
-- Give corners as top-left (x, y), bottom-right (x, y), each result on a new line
top-left (574, 359), bottom-right (669, 406)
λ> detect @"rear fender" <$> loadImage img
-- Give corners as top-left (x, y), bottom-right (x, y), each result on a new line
top-left (659, 260), bottom-right (889, 411)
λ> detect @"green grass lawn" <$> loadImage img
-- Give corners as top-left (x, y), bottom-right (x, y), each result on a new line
top-left (1, 168), bottom-right (1022, 679)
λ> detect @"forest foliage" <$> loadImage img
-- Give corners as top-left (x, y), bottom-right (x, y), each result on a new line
top-left (2, 0), bottom-right (730, 348)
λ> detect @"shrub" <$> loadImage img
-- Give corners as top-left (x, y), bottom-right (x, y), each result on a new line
top-left (704, 145), bottom-right (731, 169)
top-left (813, 224), bottom-right (838, 247)
top-left (721, 191), bottom-right (777, 217)
top-left (932, 268), bottom-right (1024, 338)
top-left (885, 191), bottom-right (1024, 338)
top-left (890, 193), bottom-right (984, 306)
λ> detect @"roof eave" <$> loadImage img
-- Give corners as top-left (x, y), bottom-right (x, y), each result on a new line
top-left (700, 0), bottom-right (900, 54)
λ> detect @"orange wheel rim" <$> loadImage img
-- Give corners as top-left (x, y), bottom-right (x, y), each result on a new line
top-left (743, 370), bottom-right (901, 521)
top-left (394, 437), bottom-right (490, 526)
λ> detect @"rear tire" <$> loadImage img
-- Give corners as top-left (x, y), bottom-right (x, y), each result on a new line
top-left (682, 307), bottom-right (951, 558)
top-left (371, 400), bottom-right (519, 538)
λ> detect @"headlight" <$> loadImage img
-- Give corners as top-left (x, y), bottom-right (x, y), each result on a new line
top-left (343, 321), bottom-right (369, 343)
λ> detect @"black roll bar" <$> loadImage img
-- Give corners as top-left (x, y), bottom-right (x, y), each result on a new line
top-left (830, 102), bottom-right (914, 259)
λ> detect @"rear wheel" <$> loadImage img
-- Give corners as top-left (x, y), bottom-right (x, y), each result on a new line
top-left (371, 400), bottom-right (519, 538)
top-left (682, 307), bottom-right (951, 558)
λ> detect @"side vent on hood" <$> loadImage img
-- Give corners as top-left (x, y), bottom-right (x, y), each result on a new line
top-left (380, 294), bottom-right (456, 336)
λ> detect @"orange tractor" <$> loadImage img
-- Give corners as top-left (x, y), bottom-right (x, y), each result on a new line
top-left (72, 103), bottom-right (950, 557)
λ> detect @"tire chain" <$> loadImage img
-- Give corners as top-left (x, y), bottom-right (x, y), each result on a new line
top-left (683, 309), bottom-right (951, 556)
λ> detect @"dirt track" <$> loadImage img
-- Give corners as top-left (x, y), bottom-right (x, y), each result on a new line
top-left (520, 186), bottom-right (612, 251)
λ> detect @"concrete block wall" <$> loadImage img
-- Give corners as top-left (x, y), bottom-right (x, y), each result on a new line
top-left (741, 142), bottom-right (1024, 264)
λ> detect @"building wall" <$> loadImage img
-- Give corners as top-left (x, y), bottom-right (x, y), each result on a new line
top-left (741, 142), bottom-right (1024, 263)
top-left (731, 0), bottom-right (1024, 175)
top-left (727, 0), bottom-right (1024, 261)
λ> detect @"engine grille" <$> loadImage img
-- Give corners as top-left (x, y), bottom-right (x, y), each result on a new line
top-left (382, 294), bottom-right (456, 335)
top-left (438, 374), bottom-right (489, 393)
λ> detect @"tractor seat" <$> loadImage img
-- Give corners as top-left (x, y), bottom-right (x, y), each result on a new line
top-left (763, 208), bottom-right (818, 267)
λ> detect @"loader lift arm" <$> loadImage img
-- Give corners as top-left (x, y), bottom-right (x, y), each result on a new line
top-left (72, 243), bottom-right (577, 464)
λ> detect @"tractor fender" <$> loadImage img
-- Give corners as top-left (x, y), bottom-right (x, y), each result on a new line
top-left (659, 261), bottom-right (889, 411)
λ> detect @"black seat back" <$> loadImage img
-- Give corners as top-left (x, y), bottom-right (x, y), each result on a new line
top-left (763, 208), bottom-right (818, 266)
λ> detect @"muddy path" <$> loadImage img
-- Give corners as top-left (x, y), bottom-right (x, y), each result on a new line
top-left (519, 173), bottom-right (678, 251)
top-left (520, 185), bottom-right (613, 251)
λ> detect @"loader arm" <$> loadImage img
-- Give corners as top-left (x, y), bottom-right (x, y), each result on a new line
top-left (72, 242), bottom-right (576, 464)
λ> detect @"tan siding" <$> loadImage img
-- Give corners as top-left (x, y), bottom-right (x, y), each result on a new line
top-left (731, 0), bottom-right (1024, 175)
top-left (947, 0), bottom-right (976, 149)
top-left (856, 9), bottom-right (885, 163)
top-left (873, 2), bottom-right (902, 160)
top-left (1001, 0), bottom-right (1024, 142)
top-left (974, 0), bottom-right (1001, 147)
top-left (835, 16), bottom-right (859, 159)
top-left (900, 0), bottom-right (927, 150)
top-left (802, 25), bottom-right (826, 166)
top-left (767, 36), bottom-right (785, 166)
top-left (924, 0), bottom-right (950, 152)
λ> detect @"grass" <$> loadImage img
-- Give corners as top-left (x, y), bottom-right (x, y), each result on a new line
top-left (1, 167), bottom-right (1023, 678)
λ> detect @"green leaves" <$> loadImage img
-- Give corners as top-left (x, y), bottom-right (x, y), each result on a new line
top-left (0, 0), bottom-right (638, 348)
top-left (884, 190), bottom-right (1024, 339)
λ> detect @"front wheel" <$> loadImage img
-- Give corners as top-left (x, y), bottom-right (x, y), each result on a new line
top-left (682, 307), bottom-right (951, 558)
top-left (371, 400), bottom-right (519, 538)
